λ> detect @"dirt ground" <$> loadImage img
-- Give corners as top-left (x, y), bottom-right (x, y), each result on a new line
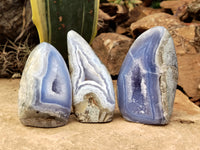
top-left (0, 79), bottom-right (200, 150)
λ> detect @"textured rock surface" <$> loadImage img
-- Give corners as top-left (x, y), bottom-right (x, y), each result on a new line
top-left (160, 0), bottom-right (200, 24)
top-left (100, 3), bottom-right (128, 24)
top-left (141, 6), bottom-right (165, 16)
top-left (130, 13), bottom-right (198, 54)
top-left (160, 0), bottom-right (187, 15)
top-left (67, 30), bottom-right (115, 123)
top-left (18, 42), bottom-right (72, 127)
top-left (118, 26), bottom-right (178, 125)
top-left (0, 0), bottom-right (34, 42)
top-left (130, 13), bottom-right (182, 34)
top-left (91, 33), bottom-right (133, 75)
top-left (1, 79), bottom-right (200, 150)
top-left (0, 0), bottom-right (23, 41)
top-left (188, 0), bottom-right (200, 21)
top-left (177, 54), bottom-right (200, 102)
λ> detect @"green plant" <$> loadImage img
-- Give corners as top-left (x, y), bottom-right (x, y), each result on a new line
top-left (151, 0), bottom-right (163, 9)
top-left (100, 0), bottom-right (108, 3)
top-left (30, 0), bottom-right (100, 62)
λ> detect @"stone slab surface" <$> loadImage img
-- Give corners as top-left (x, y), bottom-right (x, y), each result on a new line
top-left (177, 54), bottom-right (200, 101)
top-left (0, 79), bottom-right (200, 150)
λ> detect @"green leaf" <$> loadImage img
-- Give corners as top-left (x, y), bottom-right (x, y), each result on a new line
top-left (30, 0), bottom-right (99, 62)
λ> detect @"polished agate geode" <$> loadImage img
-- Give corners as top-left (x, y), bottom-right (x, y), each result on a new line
top-left (67, 30), bottom-right (115, 123)
top-left (18, 42), bottom-right (72, 127)
top-left (117, 26), bottom-right (178, 125)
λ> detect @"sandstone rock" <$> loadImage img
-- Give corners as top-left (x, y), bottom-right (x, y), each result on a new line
top-left (116, 26), bottom-right (128, 34)
top-left (113, 6), bottom-right (148, 36)
top-left (172, 25), bottom-right (197, 54)
top-left (160, 0), bottom-right (191, 22)
top-left (118, 26), bottom-right (178, 125)
top-left (188, 0), bottom-right (200, 21)
top-left (100, 3), bottom-right (128, 23)
top-left (0, 0), bottom-right (34, 42)
top-left (130, 13), bottom-right (182, 37)
top-left (172, 89), bottom-right (200, 122)
top-left (130, 13), bottom-right (197, 54)
top-left (160, 0), bottom-right (187, 15)
top-left (98, 9), bottom-right (114, 33)
top-left (115, 6), bottom-right (147, 36)
top-left (100, 3), bottom-right (128, 19)
top-left (91, 33), bottom-right (133, 76)
top-left (67, 30), bottom-right (115, 123)
top-left (194, 25), bottom-right (200, 52)
top-left (98, 3), bottom-right (129, 34)
top-left (141, 7), bottom-right (165, 16)
top-left (177, 54), bottom-right (200, 102)
top-left (160, 0), bottom-right (200, 22)
top-left (122, 6), bottom-right (147, 26)
top-left (0, 0), bottom-right (23, 41)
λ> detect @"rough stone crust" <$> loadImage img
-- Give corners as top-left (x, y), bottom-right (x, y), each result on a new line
top-left (156, 28), bottom-right (178, 124)
top-left (20, 117), bottom-right (67, 128)
top-left (74, 93), bottom-right (113, 123)
top-left (19, 106), bottom-right (68, 128)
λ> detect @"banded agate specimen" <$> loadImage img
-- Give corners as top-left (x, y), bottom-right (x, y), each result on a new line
top-left (118, 26), bottom-right (178, 125)
top-left (67, 30), bottom-right (115, 123)
top-left (18, 42), bottom-right (72, 127)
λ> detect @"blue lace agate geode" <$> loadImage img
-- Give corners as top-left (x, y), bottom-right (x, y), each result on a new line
top-left (117, 26), bottom-right (178, 125)
top-left (18, 42), bottom-right (72, 127)
top-left (67, 30), bottom-right (115, 123)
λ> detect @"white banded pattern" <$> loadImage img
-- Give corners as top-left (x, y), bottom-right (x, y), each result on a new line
top-left (67, 30), bottom-right (115, 122)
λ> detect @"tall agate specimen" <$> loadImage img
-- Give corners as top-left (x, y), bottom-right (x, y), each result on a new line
top-left (18, 42), bottom-right (72, 127)
top-left (118, 26), bottom-right (178, 125)
top-left (67, 30), bottom-right (115, 123)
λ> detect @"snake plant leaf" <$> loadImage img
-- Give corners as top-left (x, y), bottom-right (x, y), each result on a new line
top-left (30, 0), bottom-right (99, 61)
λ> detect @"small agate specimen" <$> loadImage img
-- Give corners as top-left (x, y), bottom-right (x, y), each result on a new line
top-left (67, 30), bottom-right (115, 123)
top-left (18, 42), bottom-right (72, 127)
top-left (117, 26), bottom-right (178, 125)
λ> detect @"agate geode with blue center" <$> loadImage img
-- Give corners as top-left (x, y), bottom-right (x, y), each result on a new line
top-left (67, 30), bottom-right (115, 123)
top-left (117, 26), bottom-right (178, 125)
top-left (18, 42), bottom-right (72, 127)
